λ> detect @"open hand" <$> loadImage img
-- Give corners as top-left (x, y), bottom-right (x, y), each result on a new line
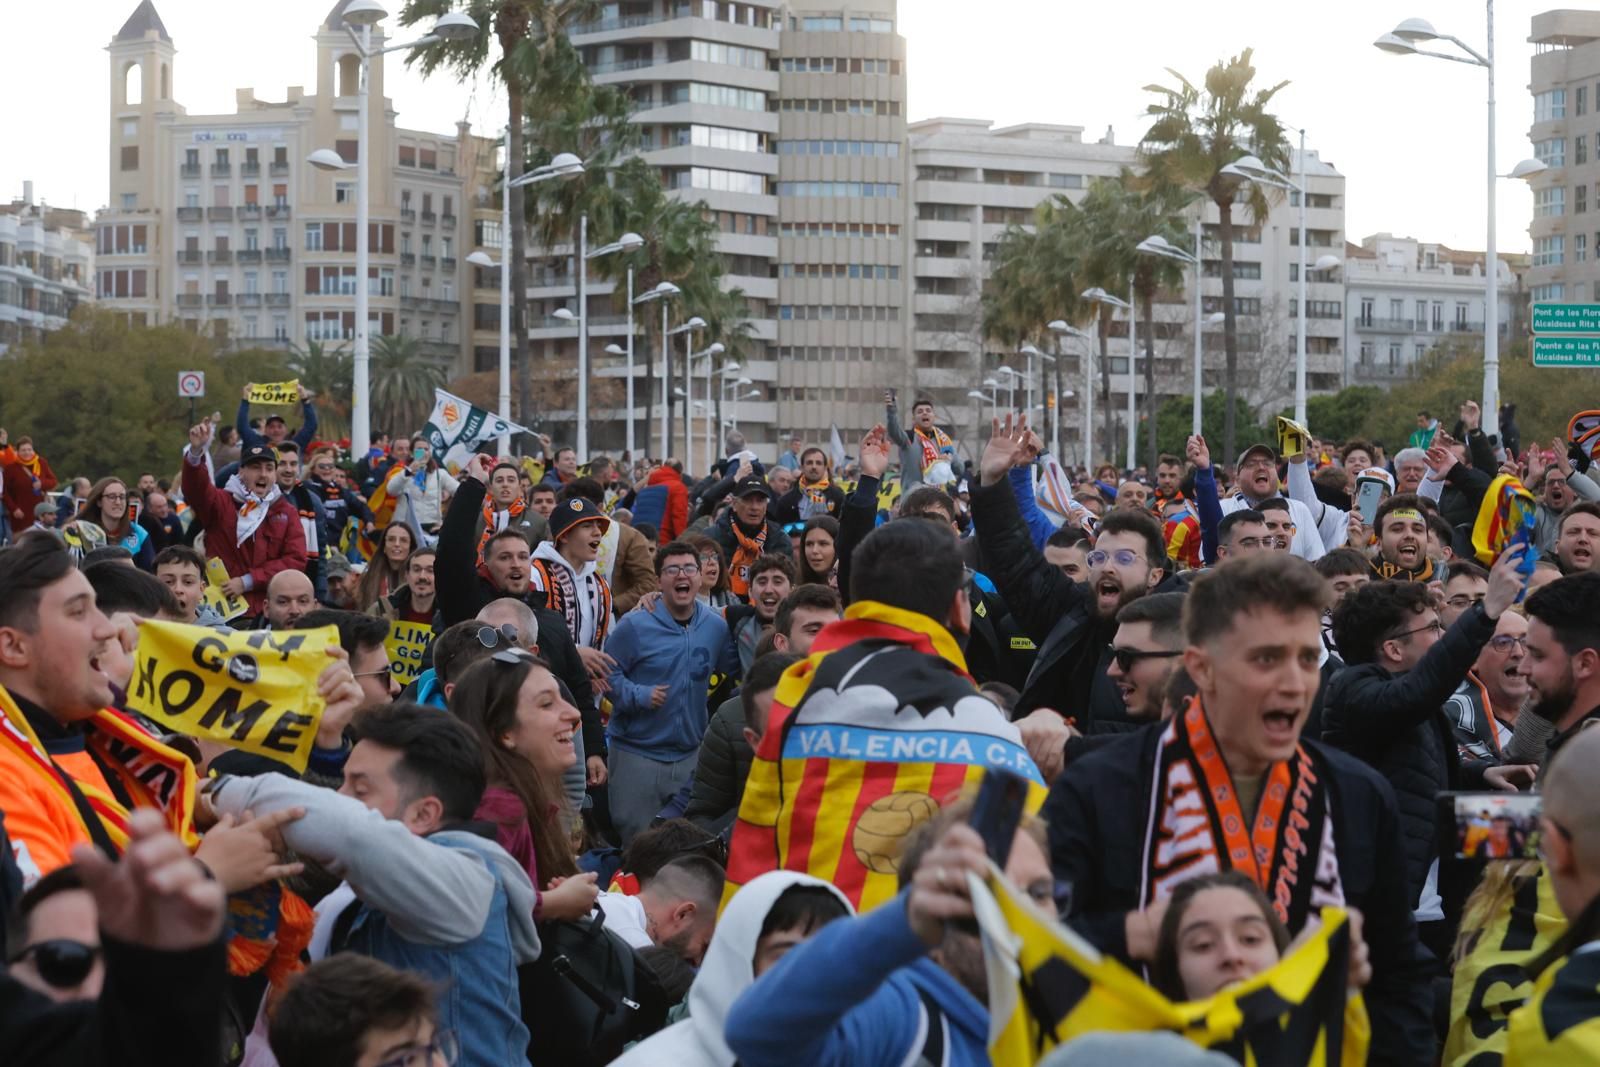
top-left (314, 646), bottom-right (364, 749)
top-left (74, 809), bottom-right (225, 951)
top-left (1424, 444), bottom-right (1457, 480)
top-left (858, 424), bottom-right (891, 480)
top-left (194, 807), bottom-right (307, 893)
top-left (1484, 544), bottom-right (1529, 619)
top-left (541, 871), bottom-right (600, 921)
top-left (979, 414), bottom-right (1033, 487)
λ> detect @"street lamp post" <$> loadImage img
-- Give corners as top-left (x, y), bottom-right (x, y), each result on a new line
top-left (1374, 10), bottom-right (1546, 441)
top-left (554, 227), bottom-right (642, 457)
top-left (725, 373), bottom-right (754, 429)
top-left (667, 316), bottom-right (706, 467)
top-left (307, 1), bottom-right (477, 458)
top-left (1138, 230), bottom-right (1206, 435)
top-left (1048, 320), bottom-right (1090, 465)
top-left (687, 343), bottom-right (726, 473)
top-left (1218, 151), bottom-right (1344, 427)
top-left (1080, 288), bottom-right (1132, 469)
top-left (468, 159), bottom-right (588, 455)
top-left (629, 282), bottom-right (679, 461)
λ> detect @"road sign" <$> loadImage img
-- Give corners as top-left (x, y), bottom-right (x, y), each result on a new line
top-left (1532, 303), bottom-right (1600, 334)
top-left (1533, 336), bottom-right (1600, 367)
top-left (177, 371), bottom-right (206, 398)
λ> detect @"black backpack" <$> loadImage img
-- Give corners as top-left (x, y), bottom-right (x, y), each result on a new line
top-left (519, 902), bottom-right (670, 1066)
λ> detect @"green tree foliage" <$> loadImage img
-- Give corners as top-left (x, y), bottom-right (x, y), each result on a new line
top-left (370, 335), bottom-right (447, 437)
top-left (287, 340), bottom-right (352, 438)
top-left (0, 311), bottom-right (290, 482)
top-left (1155, 390), bottom-right (1267, 460)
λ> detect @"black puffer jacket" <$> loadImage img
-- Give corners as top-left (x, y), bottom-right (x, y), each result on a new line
top-left (683, 694), bottom-right (753, 835)
top-left (1320, 602), bottom-right (1497, 902)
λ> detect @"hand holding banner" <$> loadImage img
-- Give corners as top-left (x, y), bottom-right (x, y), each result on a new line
top-left (385, 620), bottom-right (433, 685)
top-left (248, 380), bottom-right (301, 405)
top-left (203, 557), bottom-right (249, 622)
top-left (125, 620), bottom-right (340, 773)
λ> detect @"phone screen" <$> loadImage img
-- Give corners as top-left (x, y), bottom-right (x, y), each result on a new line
top-left (968, 769), bottom-right (1028, 869)
top-left (1356, 479), bottom-right (1385, 526)
top-left (413, 447), bottom-right (427, 462)
top-left (1443, 792), bottom-right (1542, 861)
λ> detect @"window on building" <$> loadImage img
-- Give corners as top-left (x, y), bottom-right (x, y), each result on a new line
top-left (1579, 233), bottom-right (1590, 263)
top-left (1581, 184), bottom-right (1589, 215)
top-left (1536, 186), bottom-right (1566, 217)
top-left (272, 228), bottom-right (287, 251)
top-left (305, 224), bottom-right (322, 251)
top-left (1534, 235), bottom-right (1566, 266)
top-left (1536, 89), bottom-right (1568, 122)
top-left (801, 15), bottom-right (841, 29)
top-left (1536, 139), bottom-right (1567, 167)
top-left (335, 183), bottom-right (355, 204)
top-left (336, 139), bottom-right (358, 164)
top-left (121, 193), bottom-right (136, 210)
top-left (1581, 86), bottom-right (1590, 116)
top-left (272, 184), bottom-right (287, 208)
top-left (120, 146), bottom-right (138, 171)
top-left (399, 145), bottom-right (416, 167)
top-left (1579, 135), bottom-right (1589, 166)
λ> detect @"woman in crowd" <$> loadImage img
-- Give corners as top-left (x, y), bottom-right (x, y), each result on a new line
top-left (689, 534), bottom-right (734, 610)
top-left (448, 650), bottom-right (600, 921)
top-left (798, 516), bottom-right (839, 589)
top-left (79, 477), bottom-right (153, 569)
top-left (384, 435), bottom-right (459, 541)
top-left (355, 522), bottom-right (415, 613)
top-left (1151, 872), bottom-right (1291, 1001)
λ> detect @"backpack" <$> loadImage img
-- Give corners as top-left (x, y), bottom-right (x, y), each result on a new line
top-left (519, 903), bottom-right (670, 1066)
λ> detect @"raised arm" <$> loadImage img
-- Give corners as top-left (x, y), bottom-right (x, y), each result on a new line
top-left (234, 396), bottom-right (265, 450)
top-left (435, 463), bottom-right (489, 625)
top-left (291, 389), bottom-right (319, 451)
top-left (1007, 463), bottom-right (1056, 552)
top-left (1186, 436), bottom-right (1224, 564)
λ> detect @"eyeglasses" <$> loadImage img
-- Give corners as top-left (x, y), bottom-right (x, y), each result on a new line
top-left (476, 623), bottom-right (520, 649)
top-left (353, 668), bottom-right (393, 680)
top-left (1387, 619), bottom-right (1444, 643)
top-left (661, 563), bottom-right (701, 578)
top-left (1489, 634), bottom-right (1528, 653)
top-left (10, 939), bottom-right (101, 989)
top-left (1446, 593), bottom-right (1487, 610)
top-left (376, 1029), bottom-right (459, 1067)
top-left (100, 493), bottom-right (128, 503)
top-left (1086, 548), bottom-right (1145, 569)
top-left (1111, 647), bottom-right (1182, 673)
top-left (698, 554), bottom-right (719, 565)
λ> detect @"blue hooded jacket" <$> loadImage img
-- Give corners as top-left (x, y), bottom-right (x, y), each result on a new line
top-left (605, 599), bottom-right (739, 760)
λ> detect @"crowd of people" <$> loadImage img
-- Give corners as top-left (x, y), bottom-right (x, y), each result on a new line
top-left (4, 385), bottom-right (1600, 1067)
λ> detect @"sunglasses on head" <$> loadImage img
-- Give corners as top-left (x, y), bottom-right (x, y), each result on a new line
top-left (11, 939), bottom-right (100, 989)
top-left (476, 624), bottom-right (519, 650)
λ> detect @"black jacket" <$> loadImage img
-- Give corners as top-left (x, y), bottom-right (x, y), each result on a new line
top-left (1320, 603), bottom-right (1497, 903)
top-left (970, 478), bottom-right (1133, 730)
top-left (437, 476), bottom-right (604, 757)
top-left (1045, 725), bottom-right (1434, 1067)
top-left (683, 694), bottom-right (753, 835)
top-left (707, 510), bottom-right (794, 578)
top-left (771, 483), bottom-right (847, 526)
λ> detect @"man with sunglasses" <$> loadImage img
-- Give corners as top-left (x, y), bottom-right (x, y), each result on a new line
top-left (1324, 549), bottom-right (1535, 963)
top-left (306, 447), bottom-right (376, 551)
top-left (7, 865), bottom-right (100, 1002)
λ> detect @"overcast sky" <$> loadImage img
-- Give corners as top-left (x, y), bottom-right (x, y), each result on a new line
top-left (5, 0), bottom-right (1553, 254)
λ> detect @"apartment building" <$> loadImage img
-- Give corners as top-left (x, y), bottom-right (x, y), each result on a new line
top-left (98, 0), bottom-right (493, 374)
top-left (1526, 10), bottom-right (1600, 306)
top-left (0, 184), bottom-right (94, 356)
top-left (1344, 233), bottom-right (1525, 384)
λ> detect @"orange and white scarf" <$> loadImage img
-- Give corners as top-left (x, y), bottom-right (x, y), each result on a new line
top-left (1140, 696), bottom-right (1343, 930)
top-left (728, 520), bottom-right (768, 600)
top-left (224, 474), bottom-right (284, 546)
top-left (477, 497), bottom-right (527, 566)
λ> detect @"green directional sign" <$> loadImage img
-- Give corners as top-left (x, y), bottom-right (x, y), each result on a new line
top-left (1533, 335), bottom-right (1600, 367)
top-left (1533, 302), bottom-right (1600, 334)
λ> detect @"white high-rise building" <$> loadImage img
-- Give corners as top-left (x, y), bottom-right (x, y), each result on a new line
top-left (0, 185), bottom-right (94, 357)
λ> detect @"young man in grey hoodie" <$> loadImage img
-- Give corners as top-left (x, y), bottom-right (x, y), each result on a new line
top-left (206, 701), bottom-right (540, 1067)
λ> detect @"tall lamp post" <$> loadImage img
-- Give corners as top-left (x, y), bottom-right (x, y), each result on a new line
top-left (1048, 320), bottom-right (1091, 465)
top-left (630, 282), bottom-right (680, 460)
top-left (1081, 288), bottom-right (1133, 470)
top-left (724, 373), bottom-right (755, 429)
top-left (554, 228), bottom-right (642, 457)
top-left (1137, 231), bottom-right (1207, 435)
top-left (307, 0), bottom-right (477, 458)
top-left (684, 342), bottom-right (725, 473)
top-left (1374, 11), bottom-right (1547, 440)
top-left (463, 153), bottom-right (583, 455)
top-left (667, 316), bottom-right (706, 466)
top-left (1219, 148), bottom-right (1343, 427)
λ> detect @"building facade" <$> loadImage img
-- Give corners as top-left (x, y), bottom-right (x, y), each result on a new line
top-left (1344, 233), bottom-right (1524, 385)
top-left (97, 0), bottom-right (493, 376)
top-left (0, 184), bottom-right (94, 356)
top-left (1527, 9), bottom-right (1600, 306)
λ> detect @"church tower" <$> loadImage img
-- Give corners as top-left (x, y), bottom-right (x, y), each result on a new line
top-left (106, 0), bottom-right (178, 213)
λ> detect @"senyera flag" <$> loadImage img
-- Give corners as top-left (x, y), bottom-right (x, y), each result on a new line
top-left (1471, 474), bottom-right (1537, 590)
top-left (725, 600), bottom-right (1043, 913)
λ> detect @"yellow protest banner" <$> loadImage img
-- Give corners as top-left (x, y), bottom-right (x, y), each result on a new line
top-left (1277, 415), bottom-right (1311, 459)
top-left (248, 380), bottom-right (301, 405)
top-left (203, 557), bottom-right (249, 622)
top-left (125, 620), bottom-right (339, 773)
top-left (385, 620), bottom-right (433, 685)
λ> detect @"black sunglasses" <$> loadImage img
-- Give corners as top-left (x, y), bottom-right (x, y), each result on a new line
top-left (1110, 647), bottom-right (1182, 673)
top-left (11, 939), bottom-right (100, 989)
top-left (491, 648), bottom-right (535, 666)
top-left (476, 624), bottom-right (519, 650)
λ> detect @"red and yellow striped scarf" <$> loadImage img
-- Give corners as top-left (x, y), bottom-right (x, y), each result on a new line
top-left (0, 684), bottom-right (199, 854)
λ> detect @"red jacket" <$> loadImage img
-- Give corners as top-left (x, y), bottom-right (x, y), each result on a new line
top-left (182, 454), bottom-right (306, 615)
top-left (1, 452), bottom-right (57, 531)
top-left (647, 466), bottom-right (688, 543)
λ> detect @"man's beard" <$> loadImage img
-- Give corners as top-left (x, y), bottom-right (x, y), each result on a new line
top-left (932, 929), bottom-right (988, 1006)
top-left (1531, 664), bottom-right (1579, 725)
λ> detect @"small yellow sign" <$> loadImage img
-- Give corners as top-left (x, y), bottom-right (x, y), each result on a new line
top-left (385, 620), bottom-right (433, 685)
top-left (202, 557), bottom-right (249, 622)
top-left (248, 380), bottom-right (301, 405)
top-left (125, 620), bottom-right (339, 773)
top-left (1276, 415), bottom-right (1311, 460)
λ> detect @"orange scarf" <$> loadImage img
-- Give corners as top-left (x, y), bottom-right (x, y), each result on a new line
top-left (477, 497), bottom-right (527, 566)
top-left (728, 519), bottom-right (768, 599)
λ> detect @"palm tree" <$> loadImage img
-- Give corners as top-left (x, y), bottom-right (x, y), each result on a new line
top-left (680, 277), bottom-right (757, 445)
top-left (287, 339), bottom-right (352, 438)
top-left (400, 0), bottom-right (602, 429)
top-left (588, 158), bottom-right (721, 456)
top-left (1141, 48), bottom-right (1290, 464)
top-left (370, 335), bottom-right (447, 435)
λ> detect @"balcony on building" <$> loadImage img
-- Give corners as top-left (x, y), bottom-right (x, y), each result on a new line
top-left (211, 163), bottom-right (231, 178)
top-left (241, 161), bottom-right (261, 178)
top-left (178, 249), bottom-right (203, 265)
top-left (239, 204), bottom-right (263, 220)
top-left (422, 210), bottom-right (436, 224)
top-left (176, 293), bottom-right (203, 308)
top-left (208, 249), bottom-right (232, 264)
top-left (177, 206), bottom-right (203, 222)
top-left (264, 247), bottom-right (291, 262)
top-left (208, 206), bottom-right (234, 222)
top-left (207, 293), bottom-right (232, 306)
top-left (238, 249), bottom-right (263, 264)
top-left (267, 205), bottom-right (291, 219)
top-left (1354, 317), bottom-right (1413, 333)
top-left (441, 256), bottom-right (456, 271)
top-left (237, 293), bottom-right (263, 307)
top-left (180, 163), bottom-right (202, 179)
top-left (269, 161), bottom-right (290, 177)
top-left (265, 293), bottom-right (291, 306)
top-left (421, 254), bottom-right (436, 268)
top-left (401, 208), bottom-right (416, 222)
top-left (401, 252), bottom-right (416, 266)
top-left (441, 213), bottom-right (456, 229)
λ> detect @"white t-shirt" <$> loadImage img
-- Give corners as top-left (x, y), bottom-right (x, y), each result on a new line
top-left (595, 891), bottom-right (653, 951)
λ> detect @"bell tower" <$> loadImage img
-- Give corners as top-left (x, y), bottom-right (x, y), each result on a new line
top-left (106, 0), bottom-right (177, 211)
